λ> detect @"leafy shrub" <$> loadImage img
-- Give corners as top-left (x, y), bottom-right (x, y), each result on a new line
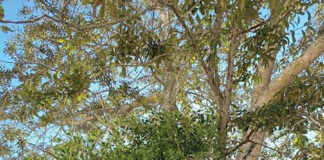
top-left (49, 109), bottom-right (220, 159)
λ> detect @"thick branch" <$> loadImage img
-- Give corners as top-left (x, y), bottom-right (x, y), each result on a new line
top-left (251, 43), bottom-right (276, 106)
top-left (255, 33), bottom-right (324, 108)
top-left (224, 25), bottom-right (239, 103)
top-left (200, 59), bottom-right (223, 107)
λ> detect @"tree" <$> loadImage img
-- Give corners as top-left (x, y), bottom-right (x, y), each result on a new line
top-left (0, 0), bottom-right (323, 159)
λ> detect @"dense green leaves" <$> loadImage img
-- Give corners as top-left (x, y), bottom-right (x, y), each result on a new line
top-left (30, 109), bottom-right (220, 159)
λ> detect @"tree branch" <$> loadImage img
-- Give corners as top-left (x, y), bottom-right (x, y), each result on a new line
top-left (227, 130), bottom-right (254, 155)
top-left (199, 59), bottom-right (223, 108)
top-left (255, 33), bottom-right (324, 108)
top-left (236, 10), bottom-right (291, 36)
top-left (304, 113), bottom-right (324, 129)
top-left (0, 14), bottom-right (59, 24)
top-left (224, 25), bottom-right (239, 103)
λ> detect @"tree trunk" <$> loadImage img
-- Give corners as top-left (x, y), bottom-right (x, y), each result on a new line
top-left (157, 7), bottom-right (178, 111)
top-left (161, 62), bottom-right (178, 111)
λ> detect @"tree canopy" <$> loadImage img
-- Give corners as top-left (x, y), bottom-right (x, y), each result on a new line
top-left (0, 0), bottom-right (323, 159)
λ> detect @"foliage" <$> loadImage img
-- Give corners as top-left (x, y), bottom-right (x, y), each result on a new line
top-left (27, 109), bottom-right (220, 159)
top-left (0, 0), bottom-right (323, 159)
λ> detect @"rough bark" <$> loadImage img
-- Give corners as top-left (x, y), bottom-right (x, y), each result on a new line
top-left (161, 62), bottom-right (178, 111)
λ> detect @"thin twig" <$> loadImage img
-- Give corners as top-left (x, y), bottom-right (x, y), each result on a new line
top-left (0, 59), bottom-right (14, 64)
top-left (236, 10), bottom-right (291, 36)
top-left (0, 14), bottom-right (59, 24)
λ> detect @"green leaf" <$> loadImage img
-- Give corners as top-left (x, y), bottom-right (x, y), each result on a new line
top-left (291, 30), bottom-right (296, 43)
top-left (68, 47), bottom-right (76, 56)
top-left (306, 11), bottom-right (311, 22)
top-left (76, 93), bottom-right (84, 102)
top-left (304, 22), bottom-right (310, 26)
top-left (56, 38), bottom-right (66, 43)
top-left (81, 0), bottom-right (90, 5)
top-left (308, 26), bottom-right (316, 33)
top-left (0, 6), bottom-right (4, 20)
top-left (1, 26), bottom-right (13, 33)
top-left (244, 7), bottom-right (258, 26)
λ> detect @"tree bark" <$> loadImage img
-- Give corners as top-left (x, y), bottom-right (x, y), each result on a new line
top-left (161, 62), bottom-right (178, 111)
top-left (157, 7), bottom-right (178, 111)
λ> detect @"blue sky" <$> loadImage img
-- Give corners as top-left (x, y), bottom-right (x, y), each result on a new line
top-left (0, 0), bottom-right (24, 68)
